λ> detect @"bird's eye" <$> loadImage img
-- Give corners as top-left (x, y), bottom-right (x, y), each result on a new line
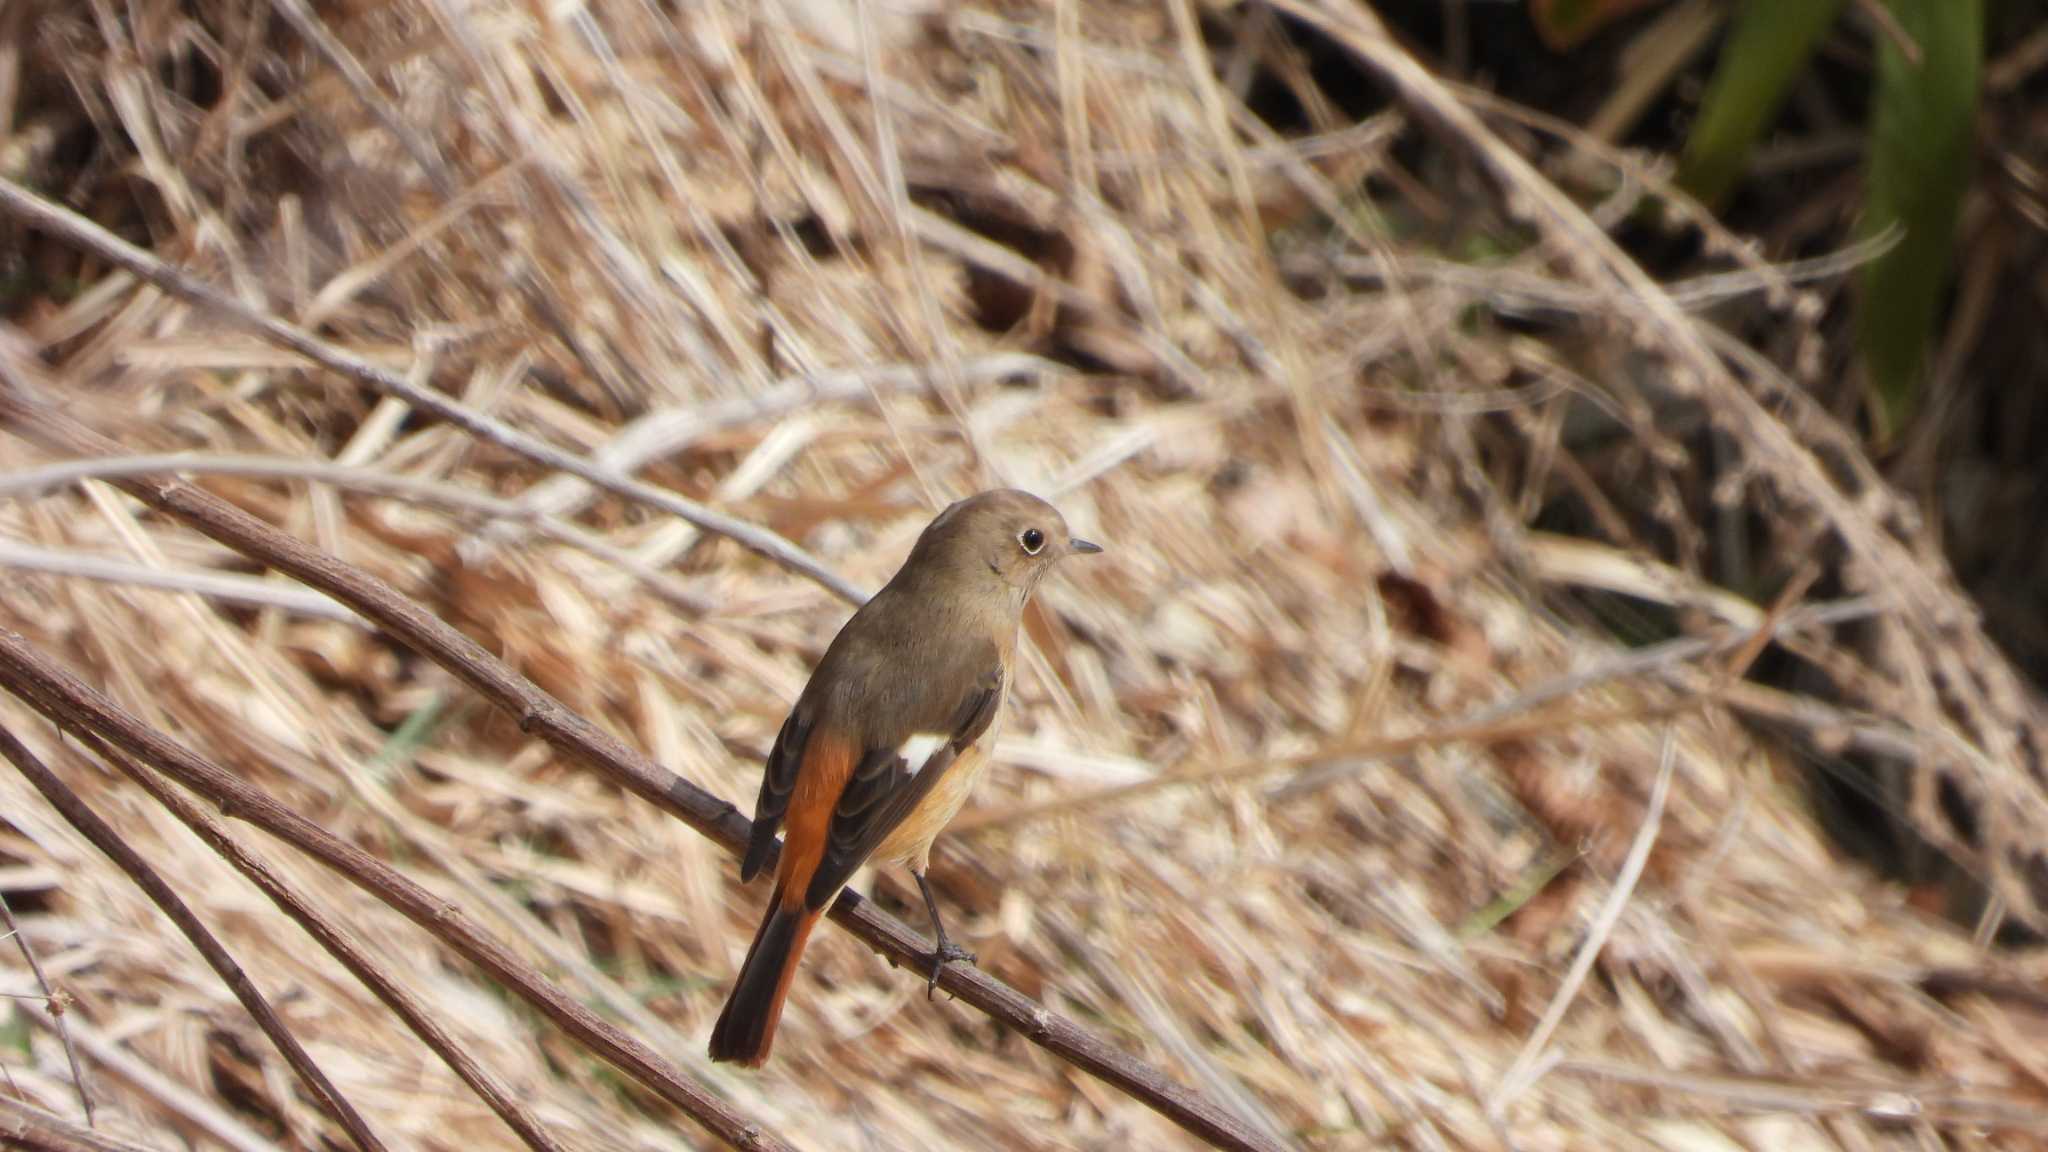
top-left (1018, 527), bottom-right (1045, 554)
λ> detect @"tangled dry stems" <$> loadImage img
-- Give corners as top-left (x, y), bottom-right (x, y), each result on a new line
top-left (2, 1), bottom-right (2047, 1150)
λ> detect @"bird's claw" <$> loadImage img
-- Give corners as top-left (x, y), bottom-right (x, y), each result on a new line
top-left (925, 939), bottom-right (977, 999)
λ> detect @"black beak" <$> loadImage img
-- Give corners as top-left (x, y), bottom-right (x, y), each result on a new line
top-left (1069, 537), bottom-right (1103, 555)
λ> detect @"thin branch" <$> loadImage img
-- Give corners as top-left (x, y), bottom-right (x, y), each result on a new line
top-left (478, 352), bottom-right (1055, 543)
top-left (76, 732), bottom-right (567, 1152)
top-left (0, 452), bottom-right (711, 614)
top-left (961, 595), bottom-right (1881, 831)
top-left (1490, 729), bottom-right (1678, 1113)
top-left (0, 897), bottom-right (90, 1128)
top-left (961, 700), bottom-right (1695, 834)
top-left (0, 726), bottom-right (389, 1152)
top-left (0, 634), bottom-right (794, 1152)
top-left (1295, 228), bottom-right (1900, 322)
top-left (0, 1094), bottom-right (163, 1152)
top-left (0, 369), bottom-right (1288, 1152)
top-left (0, 175), bottom-right (867, 606)
top-left (13, 1001), bottom-right (279, 1152)
top-left (0, 539), bottom-right (359, 623)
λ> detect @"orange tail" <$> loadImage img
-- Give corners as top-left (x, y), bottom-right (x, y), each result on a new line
top-left (708, 881), bottom-right (819, 1066)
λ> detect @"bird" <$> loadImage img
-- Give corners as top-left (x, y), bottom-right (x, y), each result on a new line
top-left (708, 488), bottom-right (1101, 1066)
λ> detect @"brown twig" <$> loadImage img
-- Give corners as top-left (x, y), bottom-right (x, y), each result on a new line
top-left (13, 1001), bottom-right (275, 1152)
top-left (0, 725), bottom-right (389, 1152)
top-left (0, 1095), bottom-right (162, 1152)
top-left (0, 369), bottom-right (1287, 1152)
top-left (75, 732), bottom-right (567, 1152)
top-left (0, 176), bottom-right (867, 606)
top-left (0, 451), bottom-right (712, 615)
top-left (0, 630), bottom-right (793, 1152)
top-left (0, 897), bottom-right (91, 1128)
top-left (479, 351), bottom-right (1053, 543)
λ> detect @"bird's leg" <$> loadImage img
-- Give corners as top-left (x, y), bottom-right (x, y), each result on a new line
top-left (912, 869), bottom-right (976, 999)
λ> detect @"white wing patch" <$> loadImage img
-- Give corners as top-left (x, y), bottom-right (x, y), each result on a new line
top-left (896, 732), bottom-right (948, 775)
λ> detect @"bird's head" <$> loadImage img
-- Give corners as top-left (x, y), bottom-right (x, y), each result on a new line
top-left (908, 488), bottom-right (1102, 597)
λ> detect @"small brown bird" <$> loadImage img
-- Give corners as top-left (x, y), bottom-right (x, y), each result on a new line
top-left (708, 489), bottom-right (1100, 1066)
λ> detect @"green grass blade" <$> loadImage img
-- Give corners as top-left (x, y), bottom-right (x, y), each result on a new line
top-left (1857, 0), bottom-right (1984, 439)
top-left (1677, 0), bottom-right (1847, 208)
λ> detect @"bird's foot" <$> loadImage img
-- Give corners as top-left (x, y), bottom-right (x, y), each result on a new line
top-left (925, 937), bottom-right (977, 999)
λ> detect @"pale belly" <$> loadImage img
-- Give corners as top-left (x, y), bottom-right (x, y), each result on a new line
top-left (870, 724), bottom-right (998, 872)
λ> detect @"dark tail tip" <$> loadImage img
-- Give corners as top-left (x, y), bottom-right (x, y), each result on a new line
top-left (707, 1011), bottom-right (770, 1066)
top-left (708, 899), bottom-right (812, 1066)
top-left (707, 961), bottom-right (778, 1066)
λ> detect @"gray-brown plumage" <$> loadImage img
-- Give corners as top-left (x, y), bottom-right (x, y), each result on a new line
top-left (710, 489), bottom-right (1100, 1066)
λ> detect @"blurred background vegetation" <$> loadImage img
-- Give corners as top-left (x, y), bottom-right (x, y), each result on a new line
top-left (6, 0), bottom-right (2048, 1146)
top-left (1328, 0), bottom-right (2048, 932)
top-left (1352, 0), bottom-right (2048, 684)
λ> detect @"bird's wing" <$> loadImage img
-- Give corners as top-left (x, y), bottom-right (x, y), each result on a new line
top-left (801, 664), bottom-right (1003, 910)
top-left (740, 704), bottom-right (811, 883)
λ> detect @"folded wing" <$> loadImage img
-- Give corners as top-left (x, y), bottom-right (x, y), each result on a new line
top-left (803, 667), bottom-right (1002, 909)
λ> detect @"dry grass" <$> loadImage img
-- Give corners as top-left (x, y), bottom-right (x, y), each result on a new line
top-left (2, 1), bottom-right (2047, 1150)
